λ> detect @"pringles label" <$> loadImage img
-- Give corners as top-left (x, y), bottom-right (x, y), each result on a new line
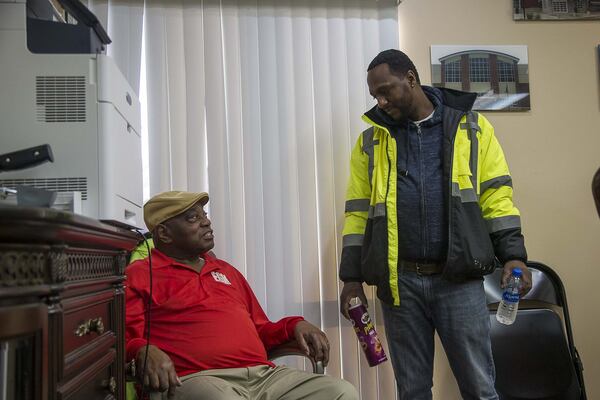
top-left (348, 298), bottom-right (387, 367)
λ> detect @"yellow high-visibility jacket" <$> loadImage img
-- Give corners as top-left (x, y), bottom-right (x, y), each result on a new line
top-left (129, 238), bottom-right (154, 263)
top-left (339, 88), bottom-right (527, 306)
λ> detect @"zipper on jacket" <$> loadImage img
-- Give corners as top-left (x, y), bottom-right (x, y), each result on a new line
top-left (385, 136), bottom-right (391, 221)
top-left (416, 124), bottom-right (428, 260)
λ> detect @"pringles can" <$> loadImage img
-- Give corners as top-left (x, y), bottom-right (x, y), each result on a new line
top-left (348, 297), bottom-right (387, 367)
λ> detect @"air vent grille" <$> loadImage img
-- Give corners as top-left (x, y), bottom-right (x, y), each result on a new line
top-left (36, 76), bottom-right (86, 122)
top-left (0, 177), bottom-right (88, 200)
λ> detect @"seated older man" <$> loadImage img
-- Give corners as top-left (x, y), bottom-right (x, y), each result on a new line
top-left (126, 191), bottom-right (358, 400)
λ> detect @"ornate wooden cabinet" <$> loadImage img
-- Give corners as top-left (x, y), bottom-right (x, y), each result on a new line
top-left (0, 207), bottom-right (139, 400)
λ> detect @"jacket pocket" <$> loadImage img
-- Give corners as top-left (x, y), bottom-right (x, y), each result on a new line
top-left (447, 201), bottom-right (497, 280)
top-left (360, 216), bottom-right (388, 286)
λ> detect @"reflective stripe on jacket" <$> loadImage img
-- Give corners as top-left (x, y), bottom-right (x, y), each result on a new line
top-left (339, 89), bottom-right (527, 306)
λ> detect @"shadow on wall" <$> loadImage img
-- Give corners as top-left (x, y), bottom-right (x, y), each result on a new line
top-left (597, 46), bottom-right (600, 112)
top-left (593, 167), bottom-right (600, 218)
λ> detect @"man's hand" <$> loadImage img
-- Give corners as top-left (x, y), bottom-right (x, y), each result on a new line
top-left (136, 344), bottom-right (181, 398)
top-left (294, 321), bottom-right (330, 367)
top-left (339, 281), bottom-right (367, 320)
top-left (501, 260), bottom-right (532, 296)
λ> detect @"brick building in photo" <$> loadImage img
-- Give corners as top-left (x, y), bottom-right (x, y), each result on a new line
top-left (431, 48), bottom-right (530, 111)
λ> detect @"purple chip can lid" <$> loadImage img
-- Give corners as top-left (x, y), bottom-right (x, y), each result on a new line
top-left (348, 296), bottom-right (363, 310)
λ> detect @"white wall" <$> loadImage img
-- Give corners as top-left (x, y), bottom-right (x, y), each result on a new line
top-left (398, 0), bottom-right (600, 398)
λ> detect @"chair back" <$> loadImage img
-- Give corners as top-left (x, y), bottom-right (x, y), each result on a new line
top-left (483, 262), bottom-right (586, 399)
top-left (484, 265), bottom-right (559, 307)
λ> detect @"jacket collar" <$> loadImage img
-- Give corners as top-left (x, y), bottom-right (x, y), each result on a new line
top-left (363, 86), bottom-right (477, 128)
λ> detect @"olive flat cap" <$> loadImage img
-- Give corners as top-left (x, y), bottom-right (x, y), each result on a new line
top-left (143, 191), bottom-right (209, 232)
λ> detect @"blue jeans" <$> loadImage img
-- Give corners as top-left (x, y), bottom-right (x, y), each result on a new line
top-left (381, 270), bottom-right (498, 400)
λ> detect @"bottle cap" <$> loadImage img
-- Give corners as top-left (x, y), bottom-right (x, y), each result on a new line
top-left (511, 268), bottom-right (522, 277)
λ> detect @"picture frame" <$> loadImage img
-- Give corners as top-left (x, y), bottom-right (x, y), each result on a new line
top-left (513, 0), bottom-right (600, 21)
top-left (430, 45), bottom-right (530, 112)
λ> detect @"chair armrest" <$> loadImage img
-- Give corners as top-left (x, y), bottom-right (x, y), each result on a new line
top-left (267, 340), bottom-right (324, 374)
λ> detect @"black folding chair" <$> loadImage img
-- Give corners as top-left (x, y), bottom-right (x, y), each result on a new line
top-left (483, 261), bottom-right (587, 400)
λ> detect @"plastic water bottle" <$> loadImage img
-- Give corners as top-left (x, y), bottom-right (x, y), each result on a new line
top-left (348, 297), bottom-right (388, 366)
top-left (496, 268), bottom-right (523, 325)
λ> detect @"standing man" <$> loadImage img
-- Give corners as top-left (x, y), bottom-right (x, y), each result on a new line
top-left (339, 49), bottom-right (532, 400)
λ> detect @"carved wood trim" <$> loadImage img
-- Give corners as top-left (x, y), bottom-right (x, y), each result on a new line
top-left (0, 245), bottom-right (127, 286)
top-left (0, 249), bottom-right (46, 287)
top-left (48, 296), bottom-right (63, 400)
top-left (66, 253), bottom-right (115, 282)
top-left (49, 246), bottom-right (68, 283)
top-left (113, 283), bottom-right (126, 400)
top-left (115, 252), bottom-right (127, 276)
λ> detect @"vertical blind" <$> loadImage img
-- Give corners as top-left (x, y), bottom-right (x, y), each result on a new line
top-left (95, 1), bottom-right (399, 398)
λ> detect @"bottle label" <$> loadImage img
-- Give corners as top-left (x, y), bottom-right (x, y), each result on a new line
top-left (502, 292), bottom-right (519, 303)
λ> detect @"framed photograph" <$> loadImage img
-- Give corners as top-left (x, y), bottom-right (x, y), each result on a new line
top-left (430, 45), bottom-right (530, 112)
top-left (513, 0), bottom-right (600, 21)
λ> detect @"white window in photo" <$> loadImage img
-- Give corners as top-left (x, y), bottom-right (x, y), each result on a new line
top-left (552, 0), bottom-right (568, 13)
top-left (444, 60), bottom-right (461, 83)
top-left (470, 57), bottom-right (490, 82)
top-left (497, 60), bottom-right (515, 83)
